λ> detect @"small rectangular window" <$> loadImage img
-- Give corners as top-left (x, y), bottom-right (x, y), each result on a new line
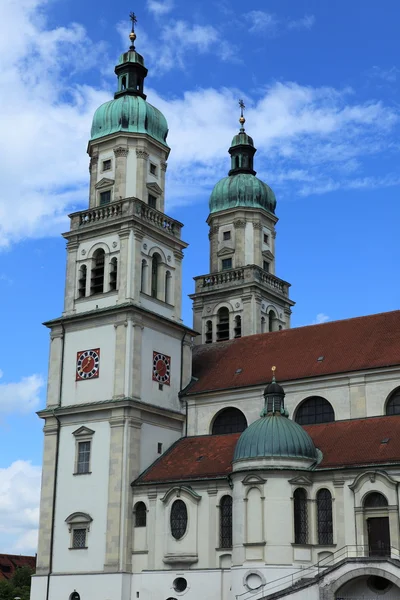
top-left (157, 442), bottom-right (163, 454)
top-left (264, 233), bottom-right (269, 244)
top-left (263, 261), bottom-right (270, 272)
top-left (158, 383), bottom-right (163, 391)
top-left (223, 231), bottom-right (231, 241)
top-left (148, 194), bottom-right (157, 209)
top-left (102, 159), bottom-right (111, 171)
top-left (149, 163), bottom-right (157, 176)
top-left (221, 258), bottom-right (232, 270)
top-left (99, 190), bottom-right (111, 206)
top-left (77, 441), bottom-right (91, 474)
top-left (72, 528), bottom-right (87, 548)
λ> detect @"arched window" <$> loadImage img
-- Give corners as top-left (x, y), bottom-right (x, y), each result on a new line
top-left (268, 309), bottom-right (276, 332)
top-left (109, 257), bottom-right (118, 291)
top-left (217, 307), bottom-right (230, 341)
top-left (294, 488), bottom-right (308, 544)
top-left (234, 315), bottom-right (242, 338)
top-left (170, 500), bottom-right (187, 540)
top-left (165, 270), bottom-right (172, 304)
top-left (78, 264), bottom-right (87, 298)
top-left (235, 155), bottom-right (239, 169)
top-left (151, 253), bottom-right (161, 298)
top-left (317, 489), bottom-right (333, 545)
top-left (205, 320), bottom-right (212, 344)
top-left (141, 259), bottom-right (148, 294)
top-left (212, 407), bottom-right (247, 435)
top-left (261, 316), bottom-right (266, 333)
top-left (121, 75), bottom-right (127, 90)
top-left (364, 492), bottom-right (388, 508)
top-left (386, 388), bottom-right (400, 415)
top-left (90, 249), bottom-right (105, 295)
top-left (134, 501), bottom-right (147, 527)
top-left (219, 495), bottom-right (233, 548)
top-left (295, 397), bottom-right (335, 426)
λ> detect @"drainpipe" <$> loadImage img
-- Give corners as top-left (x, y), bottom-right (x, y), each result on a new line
top-left (45, 323), bottom-right (65, 600)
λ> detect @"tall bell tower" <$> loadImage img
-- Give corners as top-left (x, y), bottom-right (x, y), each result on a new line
top-left (31, 17), bottom-right (194, 600)
top-left (191, 101), bottom-right (295, 344)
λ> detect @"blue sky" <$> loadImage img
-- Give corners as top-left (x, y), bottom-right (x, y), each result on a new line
top-left (0, 0), bottom-right (399, 553)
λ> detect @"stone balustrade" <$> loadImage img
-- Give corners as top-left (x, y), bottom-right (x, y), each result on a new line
top-left (194, 264), bottom-right (289, 296)
top-left (69, 197), bottom-right (182, 238)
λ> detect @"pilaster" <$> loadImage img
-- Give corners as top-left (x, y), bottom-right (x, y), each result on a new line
top-left (160, 161), bottom-right (167, 213)
top-left (121, 417), bottom-right (142, 571)
top-left (35, 417), bottom-right (59, 575)
top-left (88, 152), bottom-right (99, 208)
top-left (173, 250), bottom-right (183, 320)
top-left (46, 327), bottom-right (64, 408)
top-left (63, 240), bottom-right (79, 313)
top-left (209, 225), bottom-right (219, 272)
top-left (113, 146), bottom-right (129, 200)
top-left (117, 229), bottom-right (131, 302)
top-left (113, 321), bottom-right (127, 399)
top-left (136, 149), bottom-right (149, 203)
top-left (147, 490), bottom-right (158, 569)
top-left (133, 229), bottom-right (144, 300)
top-left (333, 480), bottom-right (345, 548)
top-left (233, 219), bottom-right (246, 267)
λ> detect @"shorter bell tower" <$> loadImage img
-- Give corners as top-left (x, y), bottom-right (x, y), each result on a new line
top-left (191, 101), bottom-right (295, 344)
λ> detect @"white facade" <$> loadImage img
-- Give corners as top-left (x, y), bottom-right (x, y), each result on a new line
top-left (31, 31), bottom-right (400, 600)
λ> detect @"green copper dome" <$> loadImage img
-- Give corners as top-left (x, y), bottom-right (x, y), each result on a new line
top-left (209, 114), bottom-right (276, 215)
top-left (90, 32), bottom-right (169, 146)
top-left (209, 173), bottom-right (276, 214)
top-left (233, 376), bottom-right (319, 464)
top-left (233, 415), bottom-right (318, 463)
top-left (91, 95), bottom-right (169, 146)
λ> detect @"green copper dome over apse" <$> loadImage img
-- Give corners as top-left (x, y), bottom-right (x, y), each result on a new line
top-left (233, 375), bottom-right (319, 464)
top-left (209, 103), bottom-right (276, 215)
top-left (90, 19), bottom-right (169, 147)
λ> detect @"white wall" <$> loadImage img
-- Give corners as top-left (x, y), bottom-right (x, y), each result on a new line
top-left (139, 422), bottom-right (182, 473)
top-left (52, 420), bottom-right (110, 573)
top-left (61, 324), bottom-right (115, 406)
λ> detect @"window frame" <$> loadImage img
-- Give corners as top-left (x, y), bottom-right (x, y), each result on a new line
top-left (223, 230), bottom-right (231, 241)
top-left (65, 512), bottom-right (92, 550)
top-left (149, 163), bottom-right (158, 176)
top-left (386, 388), bottom-right (400, 415)
top-left (170, 499), bottom-right (188, 540)
top-left (316, 488), bottom-right (333, 545)
top-left (148, 193), bottom-right (157, 209)
top-left (263, 233), bottom-right (269, 244)
top-left (295, 396), bottom-right (335, 426)
top-left (73, 427), bottom-right (94, 475)
top-left (221, 258), bottom-right (232, 271)
top-left (263, 261), bottom-right (270, 272)
top-left (293, 488), bottom-right (309, 545)
top-left (212, 407), bottom-right (247, 435)
top-left (219, 495), bottom-right (233, 549)
top-left (99, 189), bottom-right (112, 206)
top-left (102, 159), bottom-right (112, 172)
top-left (134, 501), bottom-right (147, 527)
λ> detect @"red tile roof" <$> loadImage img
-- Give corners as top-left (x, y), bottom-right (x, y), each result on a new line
top-left (188, 310), bottom-right (400, 395)
top-left (135, 415), bottom-right (400, 484)
top-left (0, 554), bottom-right (36, 580)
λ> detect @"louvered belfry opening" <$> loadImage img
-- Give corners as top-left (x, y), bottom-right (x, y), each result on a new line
top-left (90, 249), bottom-right (105, 295)
top-left (217, 307), bottom-right (230, 341)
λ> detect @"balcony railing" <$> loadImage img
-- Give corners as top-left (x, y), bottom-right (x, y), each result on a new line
top-left (235, 545), bottom-right (400, 600)
top-left (68, 197), bottom-right (183, 239)
top-left (194, 265), bottom-right (290, 297)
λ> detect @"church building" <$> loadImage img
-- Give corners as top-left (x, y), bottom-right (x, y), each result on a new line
top-left (31, 17), bottom-right (400, 600)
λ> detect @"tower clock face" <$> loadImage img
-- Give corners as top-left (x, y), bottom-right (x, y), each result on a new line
top-left (76, 348), bottom-right (100, 381)
top-left (152, 352), bottom-right (171, 385)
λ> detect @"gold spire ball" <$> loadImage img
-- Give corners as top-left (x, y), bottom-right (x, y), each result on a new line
top-left (129, 11), bottom-right (137, 50)
top-left (239, 98), bottom-right (246, 129)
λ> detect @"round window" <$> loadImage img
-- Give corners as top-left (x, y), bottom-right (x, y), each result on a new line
top-left (245, 573), bottom-right (263, 590)
top-left (173, 577), bottom-right (188, 592)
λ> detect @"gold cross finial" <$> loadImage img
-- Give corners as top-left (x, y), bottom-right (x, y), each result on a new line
top-left (239, 98), bottom-right (246, 129)
top-left (129, 11), bottom-right (137, 49)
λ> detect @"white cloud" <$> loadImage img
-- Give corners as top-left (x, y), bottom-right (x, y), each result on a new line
top-left (288, 15), bottom-right (316, 30)
top-left (147, 0), bottom-right (174, 17)
top-left (0, 372), bottom-right (44, 414)
top-left (245, 11), bottom-right (278, 34)
top-left (0, 460), bottom-right (41, 553)
top-left (313, 313), bottom-right (330, 324)
top-left (368, 65), bottom-right (400, 83)
top-left (0, 0), bottom-right (399, 247)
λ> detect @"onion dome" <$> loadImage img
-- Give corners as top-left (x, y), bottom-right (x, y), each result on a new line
top-left (209, 100), bottom-right (276, 215)
top-left (90, 15), bottom-right (169, 147)
top-left (233, 370), bottom-right (319, 464)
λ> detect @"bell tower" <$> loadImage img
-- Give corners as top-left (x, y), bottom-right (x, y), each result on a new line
top-left (191, 101), bottom-right (295, 344)
top-left (31, 17), bottom-right (194, 600)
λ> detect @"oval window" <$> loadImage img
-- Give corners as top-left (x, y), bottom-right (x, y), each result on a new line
top-left (170, 499), bottom-right (188, 540)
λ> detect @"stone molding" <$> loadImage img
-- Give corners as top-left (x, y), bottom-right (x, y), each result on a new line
top-left (161, 161), bottom-right (168, 171)
top-left (252, 222), bottom-right (262, 230)
top-left (234, 220), bottom-right (246, 229)
top-left (113, 146), bottom-right (129, 157)
top-left (89, 154), bottom-right (99, 170)
top-left (136, 149), bottom-right (150, 160)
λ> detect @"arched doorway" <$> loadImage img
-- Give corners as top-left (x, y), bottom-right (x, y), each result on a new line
top-left (363, 492), bottom-right (390, 557)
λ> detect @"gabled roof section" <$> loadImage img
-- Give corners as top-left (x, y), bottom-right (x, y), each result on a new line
top-left (0, 554), bottom-right (36, 580)
top-left (188, 310), bottom-right (400, 395)
top-left (134, 415), bottom-right (400, 485)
